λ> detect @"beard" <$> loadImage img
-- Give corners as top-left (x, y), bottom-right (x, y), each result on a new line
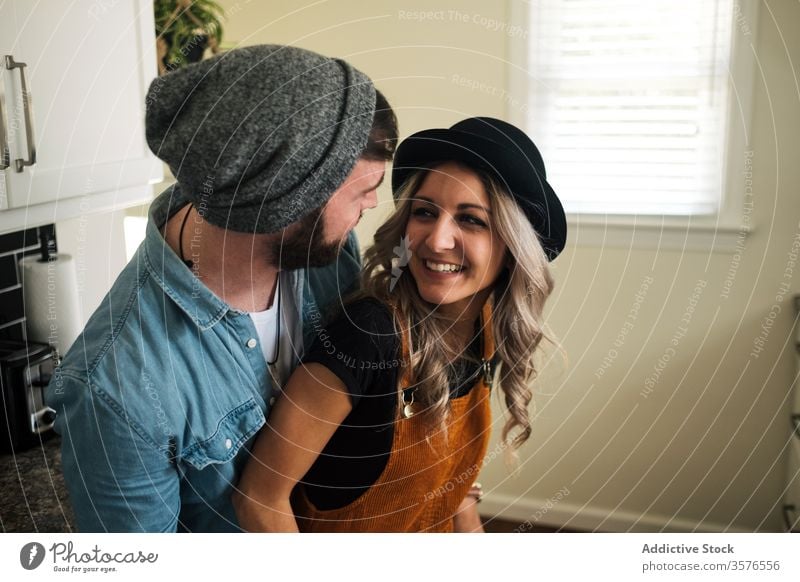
top-left (271, 206), bottom-right (343, 270)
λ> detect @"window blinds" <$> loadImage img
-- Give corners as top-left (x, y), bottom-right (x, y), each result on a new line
top-left (527, 0), bottom-right (735, 215)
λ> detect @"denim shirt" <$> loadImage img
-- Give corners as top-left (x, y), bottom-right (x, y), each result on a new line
top-left (46, 186), bottom-right (361, 532)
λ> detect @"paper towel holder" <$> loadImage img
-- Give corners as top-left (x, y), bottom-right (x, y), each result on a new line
top-left (19, 224), bottom-right (82, 357)
top-left (37, 224), bottom-right (57, 262)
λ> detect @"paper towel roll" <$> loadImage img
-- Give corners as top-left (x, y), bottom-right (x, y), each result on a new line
top-left (18, 254), bottom-right (82, 356)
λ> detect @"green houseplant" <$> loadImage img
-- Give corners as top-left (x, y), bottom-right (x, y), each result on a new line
top-left (154, 0), bottom-right (225, 75)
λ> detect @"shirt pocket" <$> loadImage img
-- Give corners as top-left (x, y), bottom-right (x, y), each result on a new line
top-left (181, 398), bottom-right (266, 470)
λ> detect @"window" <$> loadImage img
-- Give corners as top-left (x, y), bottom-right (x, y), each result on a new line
top-left (514, 0), bottom-right (750, 219)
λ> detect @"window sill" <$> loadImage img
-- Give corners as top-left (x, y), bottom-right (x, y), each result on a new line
top-left (566, 214), bottom-right (749, 253)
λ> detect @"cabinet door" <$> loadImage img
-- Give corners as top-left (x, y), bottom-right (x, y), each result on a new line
top-left (0, 8), bottom-right (15, 211)
top-left (3, 0), bottom-right (161, 211)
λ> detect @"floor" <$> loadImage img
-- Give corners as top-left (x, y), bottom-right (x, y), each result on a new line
top-left (482, 516), bottom-right (574, 533)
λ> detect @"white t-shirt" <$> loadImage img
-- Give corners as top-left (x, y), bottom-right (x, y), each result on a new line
top-left (248, 272), bottom-right (300, 390)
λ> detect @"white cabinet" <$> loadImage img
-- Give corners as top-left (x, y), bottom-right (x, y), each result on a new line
top-left (0, 0), bottom-right (162, 235)
top-left (0, 9), bottom-right (13, 211)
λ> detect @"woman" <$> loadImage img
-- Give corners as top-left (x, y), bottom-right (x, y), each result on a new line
top-left (233, 117), bottom-right (567, 532)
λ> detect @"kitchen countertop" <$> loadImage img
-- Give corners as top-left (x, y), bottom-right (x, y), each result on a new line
top-left (0, 435), bottom-right (75, 532)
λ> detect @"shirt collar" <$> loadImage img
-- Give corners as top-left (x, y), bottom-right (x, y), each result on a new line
top-left (143, 185), bottom-right (230, 330)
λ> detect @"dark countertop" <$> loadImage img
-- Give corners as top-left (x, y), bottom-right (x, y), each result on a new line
top-left (0, 435), bottom-right (75, 532)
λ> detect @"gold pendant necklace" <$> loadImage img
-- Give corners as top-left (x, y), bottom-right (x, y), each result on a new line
top-left (402, 388), bottom-right (417, 418)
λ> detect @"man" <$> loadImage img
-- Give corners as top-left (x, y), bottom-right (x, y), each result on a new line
top-left (46, 44), bottom-right (397, 532)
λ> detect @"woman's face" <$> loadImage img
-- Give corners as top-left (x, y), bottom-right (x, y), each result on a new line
top-left (405, 162), bottom-right (508, 318)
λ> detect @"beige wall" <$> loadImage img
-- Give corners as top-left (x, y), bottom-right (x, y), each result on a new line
top-left (214, 0), bottom-right (799, 532)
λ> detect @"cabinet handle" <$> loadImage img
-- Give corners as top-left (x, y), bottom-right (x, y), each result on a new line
top-left (0, 70), bottom-right (8, 171)
top-left (4, 55), bottom-right (36, 173)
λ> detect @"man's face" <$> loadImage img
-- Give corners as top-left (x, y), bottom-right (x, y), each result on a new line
top-left (273, 158), bottom-right (385, 269)
top-left (322, 157), bottom-right (386, 245)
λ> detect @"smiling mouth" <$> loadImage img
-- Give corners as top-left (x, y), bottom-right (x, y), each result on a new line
top-left (424, 259), bottom-right (465, 273)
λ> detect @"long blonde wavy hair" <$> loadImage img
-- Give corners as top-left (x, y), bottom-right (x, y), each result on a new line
top-left (359, 163), bottom-right (555, 451)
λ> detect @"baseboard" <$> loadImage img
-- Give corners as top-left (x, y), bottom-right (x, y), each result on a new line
top-left (480, 493), bottom-right (753, 533)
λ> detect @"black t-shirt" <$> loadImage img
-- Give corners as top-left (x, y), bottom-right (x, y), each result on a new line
top-left (300, 298), bottom-right (484, 510)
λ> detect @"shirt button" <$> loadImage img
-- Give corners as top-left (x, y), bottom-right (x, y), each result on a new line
top-left (225, 438), bottom-right (233, 450)
top-left (246, 338), bottom-right (257, 349)
top-left (269, 396), bottom-right (276, 406)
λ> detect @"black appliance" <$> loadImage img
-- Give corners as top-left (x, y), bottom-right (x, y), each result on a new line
top-left (0, 340), bottom-right (58, 453)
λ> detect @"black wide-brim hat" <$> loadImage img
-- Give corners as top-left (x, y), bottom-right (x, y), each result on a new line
top-left (392, 117), bottom-right (567, 261)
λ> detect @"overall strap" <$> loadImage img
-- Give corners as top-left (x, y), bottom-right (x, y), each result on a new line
top-left (397, 300), bottom-right (496, 390)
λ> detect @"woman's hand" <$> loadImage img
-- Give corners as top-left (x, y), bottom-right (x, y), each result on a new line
top-left (233, 363), bottom-right (353, 532)
top-left (232, 493), bottom-right (298, 533)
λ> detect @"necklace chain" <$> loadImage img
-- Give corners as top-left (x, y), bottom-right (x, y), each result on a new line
top-left (178, 204), bottom-right (194, 269)
top-left (179, 203), bottom-right (282, 369)
top-left (265, 277), bottom-right (281, 366)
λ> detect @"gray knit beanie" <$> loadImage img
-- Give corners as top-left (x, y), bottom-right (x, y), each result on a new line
top-left (145, 44), bottom-right (376, 233)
